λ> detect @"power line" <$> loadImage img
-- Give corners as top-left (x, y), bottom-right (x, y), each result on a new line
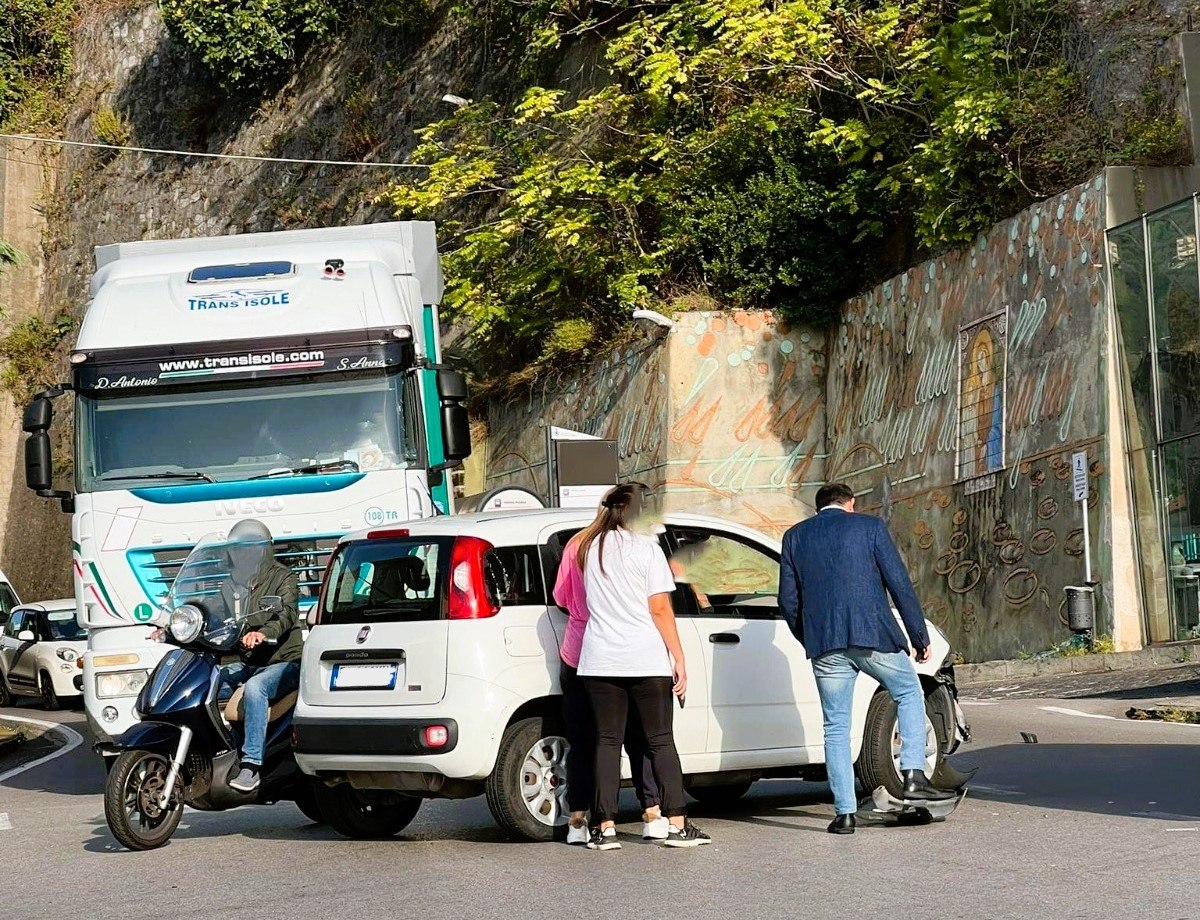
top-left (0, 132), bottom-right (427, 169)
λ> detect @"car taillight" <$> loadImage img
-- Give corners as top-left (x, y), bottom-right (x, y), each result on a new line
top-left (424, 725), bottom-right (449, 748)
top-left (447, 536), bottom-right (499, 620)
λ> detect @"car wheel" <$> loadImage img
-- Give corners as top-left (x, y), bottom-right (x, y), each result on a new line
top-left (104, 749), bottom-right (184, 851)
top-left (0, 675), bottom-right (11, 708)
top-left (315, 782), bottom-right (420, 839)
top-left (292, 778), bottom-right (326, 825)
top-left (856, 685), bottom-right (949, 801)
top-left (686, 780), bottom-right (754, 806)
top-left (39, 671), bottom-right (60, 711)
top-left (486, 715), bottom-right (570, 842)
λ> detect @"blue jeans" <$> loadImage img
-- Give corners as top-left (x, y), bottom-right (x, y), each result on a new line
top-left (218, 661), bottom-right (300, 766)
top-left (812, 647), bottom-right (928, 815)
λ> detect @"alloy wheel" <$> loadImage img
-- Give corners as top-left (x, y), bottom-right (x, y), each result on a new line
top-left (520, 735), bottom-right (569, 827)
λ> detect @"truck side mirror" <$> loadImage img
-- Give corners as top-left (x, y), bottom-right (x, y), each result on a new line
top-left (25, 431), bottom-right (53, 492)
top-left (436, 369), bottom-right (471, 465)
top-left (21, 386), bottom-right (73, 512)
top-left (23, 397), bottom-right (52, 433)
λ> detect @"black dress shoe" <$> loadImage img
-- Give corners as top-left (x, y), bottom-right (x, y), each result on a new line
top-left (827, 814), bottom-right (856, 835)
top-left (902, 769), bottom-right (956, 803)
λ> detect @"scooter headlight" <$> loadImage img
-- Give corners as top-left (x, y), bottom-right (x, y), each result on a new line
top-left (169, 604), bottom-right (204, 643)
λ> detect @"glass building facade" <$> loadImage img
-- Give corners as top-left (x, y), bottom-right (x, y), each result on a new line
top-left (1111, 197), bottom-right (1200, 642)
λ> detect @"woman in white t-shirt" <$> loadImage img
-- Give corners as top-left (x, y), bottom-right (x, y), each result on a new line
top-left (575, 483), bottom-right (711, 850)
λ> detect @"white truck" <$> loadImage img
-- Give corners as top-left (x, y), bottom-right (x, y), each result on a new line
top-left (21, 222), bottom-right (470, 745)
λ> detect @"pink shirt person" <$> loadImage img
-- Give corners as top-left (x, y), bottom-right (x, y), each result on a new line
top-left (553, 538), bottom-right (588, 667)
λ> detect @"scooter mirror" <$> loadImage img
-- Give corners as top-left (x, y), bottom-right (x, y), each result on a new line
top-left (260, 595), bottom-right (283, 613)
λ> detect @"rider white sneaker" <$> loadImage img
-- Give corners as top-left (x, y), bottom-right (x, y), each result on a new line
top-left (642, 816), bottom-right (670, 839)
top-left (566, 822), bottom-right (590, 845)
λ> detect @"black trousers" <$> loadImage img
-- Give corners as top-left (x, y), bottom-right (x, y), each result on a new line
top-left (560, 661), bottom-right (660, 814)
top-left (583, 674), bottom-right (687, 822)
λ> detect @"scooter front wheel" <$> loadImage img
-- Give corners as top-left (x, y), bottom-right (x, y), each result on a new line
top-left (104, 749), bottom-right (185, 851)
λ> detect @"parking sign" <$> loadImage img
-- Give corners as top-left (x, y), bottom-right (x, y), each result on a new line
top-left (1071, 451), bottom-right (1088, 502)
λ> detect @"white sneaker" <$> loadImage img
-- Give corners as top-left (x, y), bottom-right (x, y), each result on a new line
top-left (642, 816), bottom-right (670, 840)
top-left (567, 823), bottom-right (590, 845)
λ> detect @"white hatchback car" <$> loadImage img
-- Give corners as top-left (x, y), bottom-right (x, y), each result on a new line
top-left (294, 510), bottom-right (969, 840)
top-left (0, 599), bottom-right (86, 710)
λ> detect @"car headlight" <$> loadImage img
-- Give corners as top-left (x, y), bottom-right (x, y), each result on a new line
top-left (169, 604), bottom-right (204, 643)
top-left (56, 648), bottom-right (79, 662)
top-left (95, 669), bottom-right (150, 699)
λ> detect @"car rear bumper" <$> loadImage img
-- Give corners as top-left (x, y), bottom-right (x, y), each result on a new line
top-left (293, 717), bottom-right (459, 756)
top-left (293, 675), bottom-right (519, 780)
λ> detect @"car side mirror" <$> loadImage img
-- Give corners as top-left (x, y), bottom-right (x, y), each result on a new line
top-left (17, 629), bottom-right (35, 642)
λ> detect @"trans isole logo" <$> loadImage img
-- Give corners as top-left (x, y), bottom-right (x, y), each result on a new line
top-left (187, 289), bottom-right (290, 311)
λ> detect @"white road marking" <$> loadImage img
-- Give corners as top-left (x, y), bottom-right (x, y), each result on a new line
top-left (1130, 811), bottom-right (1200, 821)
top-left (0, 715), bottom-right (84, 785)
top-left (0, 813), bottom-right (11, 830)
top-left (1164, 828), bottom-right (1198, 832)
top-left (1039, 706), bottom-right (1116, 720)
top-left (960, 700), bottom-right (998, 706)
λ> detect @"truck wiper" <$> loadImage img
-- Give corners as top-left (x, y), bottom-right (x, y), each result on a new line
top-left (249, 459), bottom-right (360, 480)
top-left (101, 471), bottom-right (215, 483)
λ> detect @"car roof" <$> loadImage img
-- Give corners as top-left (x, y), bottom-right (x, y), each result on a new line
top-left (339, 509), bottom-right (781, 549)
top-left (14, 599), bottom-right (76, 613)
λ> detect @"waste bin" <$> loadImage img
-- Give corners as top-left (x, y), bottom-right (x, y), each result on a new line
top-left (1064, 585), bottom-right (1095, 633)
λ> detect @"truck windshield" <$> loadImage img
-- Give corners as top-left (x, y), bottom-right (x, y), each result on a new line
top-left (76, 373), bottom-right (414, 492)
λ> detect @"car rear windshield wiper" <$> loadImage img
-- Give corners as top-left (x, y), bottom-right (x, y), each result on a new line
top-left (101, 471), bottom-right (215, 483)
top-left (250, 459), bottom-right (360, 480)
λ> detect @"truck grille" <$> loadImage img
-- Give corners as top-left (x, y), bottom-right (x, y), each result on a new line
top-left (129, 537), bottom-right (338, 608)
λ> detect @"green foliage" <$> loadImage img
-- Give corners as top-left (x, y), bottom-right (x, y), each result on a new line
top-left (92, 105), bottom-right (130, 146)
top-left (159, 0), bottom-right (351, 90)
top-left (0, 309), bottom-right (75, 405)
top-left (0, 0), bottom-right (75, 130)
top-left (386, 0), bottom-right (1118, 380)
top-left (1118, 115), bottom-right (1188, 166)
top-left (159, 0), bottom-right (432, 90)
top-left (543, 318), bottom-right (596, 361)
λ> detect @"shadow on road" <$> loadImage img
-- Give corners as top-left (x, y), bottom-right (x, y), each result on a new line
top-left (955, 743), bottom-right (1200, 821)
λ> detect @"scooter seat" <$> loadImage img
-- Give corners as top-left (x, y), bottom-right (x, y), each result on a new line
top-left (224, 687), bottom-right (298, 723)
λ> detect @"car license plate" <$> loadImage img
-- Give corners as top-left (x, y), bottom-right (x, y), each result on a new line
top-left (331, 662), bottom-right (399, 690)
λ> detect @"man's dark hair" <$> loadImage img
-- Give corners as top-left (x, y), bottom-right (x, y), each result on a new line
top-left (815, 482), bottom-right (855, 509)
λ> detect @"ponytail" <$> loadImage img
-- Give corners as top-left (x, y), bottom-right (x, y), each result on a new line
top-left (574, 482), bottom-right (648, 574)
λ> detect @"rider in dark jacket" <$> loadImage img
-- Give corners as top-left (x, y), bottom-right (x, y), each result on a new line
top-left (217, 520), bottom-right (302, 793)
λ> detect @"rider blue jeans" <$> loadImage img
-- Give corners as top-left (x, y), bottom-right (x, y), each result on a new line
top-left (218, 661), bottom-right (300, 767)
top-left (812, 647), bottom-right (928, 816)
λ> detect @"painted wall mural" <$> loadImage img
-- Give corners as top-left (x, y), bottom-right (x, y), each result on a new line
top-left (483, 175), bottom-right (1113, 661)
top-left (826, 175), bottom-right (1110, 662)
top-left (485, 311), bottom-right (827, 539)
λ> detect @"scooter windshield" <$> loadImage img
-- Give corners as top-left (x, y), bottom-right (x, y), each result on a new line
top-left (166, 530), bottom-right (271, 652)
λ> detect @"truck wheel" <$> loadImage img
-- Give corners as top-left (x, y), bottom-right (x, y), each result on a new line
top-left (856, 686), bottom-right (949, 801)
top-left (486, 716), bottom-right (569, 842)
top-left (686, 780), bottom-right (753, 807)
top-left (104, 749), bottom-right (184, 851)
top-left (39, 672), bottom-right (60, 711)
top-left (316, 782), bottom-right (420, 839)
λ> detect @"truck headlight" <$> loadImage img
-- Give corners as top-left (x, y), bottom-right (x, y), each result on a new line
top-left (169, 604), bottom-right (203, 644)
top-left (95, 669), bottom-right (149, 699)
top-left (56, 648), bottom-right (79, 662)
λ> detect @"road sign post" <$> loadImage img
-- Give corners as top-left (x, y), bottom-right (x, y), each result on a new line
top-left (1071, 451), bottom-right (1091, 584)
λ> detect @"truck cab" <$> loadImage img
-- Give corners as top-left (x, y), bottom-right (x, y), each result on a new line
top-left (21, 222), bottom-right (469, 743)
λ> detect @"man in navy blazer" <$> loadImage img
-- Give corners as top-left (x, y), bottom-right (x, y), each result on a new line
top-left (780, 482), bottom-right (954, 835)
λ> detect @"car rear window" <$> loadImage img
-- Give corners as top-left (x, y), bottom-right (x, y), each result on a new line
top-left (321, 538), bottom-right (448, 624)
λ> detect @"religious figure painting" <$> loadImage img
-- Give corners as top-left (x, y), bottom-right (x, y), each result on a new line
top-left (958, 311), bottom-right (1007, 480)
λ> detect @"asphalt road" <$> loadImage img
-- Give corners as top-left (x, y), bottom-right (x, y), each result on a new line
top-left (1, 695), bottom-right (1197, 920)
